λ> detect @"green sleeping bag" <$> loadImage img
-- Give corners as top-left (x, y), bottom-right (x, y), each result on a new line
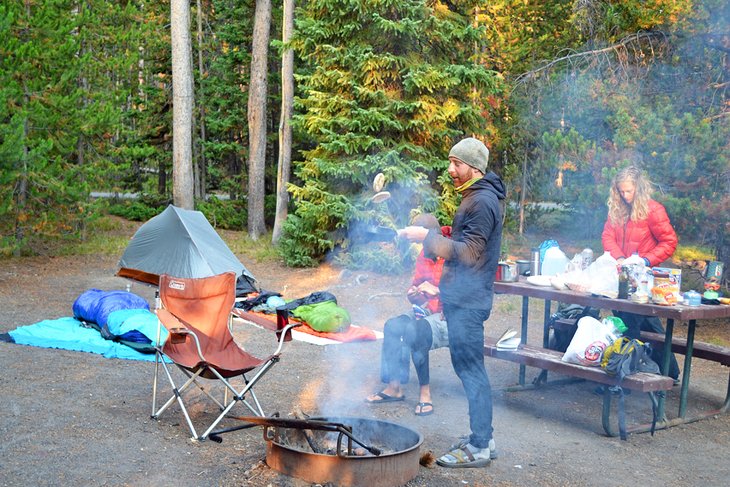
top-left (291, 300), bottom-right (351, 333)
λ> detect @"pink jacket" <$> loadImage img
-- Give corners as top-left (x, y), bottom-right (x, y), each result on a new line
top-left (601, 199), bottom-right (678, 266)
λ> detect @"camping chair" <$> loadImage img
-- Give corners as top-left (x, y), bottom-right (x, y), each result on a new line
top-left (151, 272), bottom-right (299, 441)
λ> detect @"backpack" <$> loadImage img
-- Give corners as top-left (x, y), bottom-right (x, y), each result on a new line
top-left (602, 337), bottom-right (660, 379)
top-left (600, 337), bottom-right (661, 439)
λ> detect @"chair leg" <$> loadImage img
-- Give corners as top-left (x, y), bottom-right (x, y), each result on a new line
top-left (152, 357), bottom-right (205, 440)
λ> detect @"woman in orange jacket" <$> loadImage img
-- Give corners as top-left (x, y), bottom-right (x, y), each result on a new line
top-left (602, 166), bottom-right (680, 379)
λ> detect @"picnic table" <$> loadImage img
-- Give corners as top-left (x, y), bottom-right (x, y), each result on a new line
top-left (492, 278), bottom-right (730, 434)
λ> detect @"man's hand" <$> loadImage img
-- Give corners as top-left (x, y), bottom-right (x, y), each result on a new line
top-left (417, 281), bottom-right (439, 297)
top-left (397, 226), bottom-right (429, 242)
top-left (407, 285), bottom-right (427, 305)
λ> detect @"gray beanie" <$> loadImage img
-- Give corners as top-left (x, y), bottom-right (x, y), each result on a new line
top-left (448, 137), bottom-right (489, 173)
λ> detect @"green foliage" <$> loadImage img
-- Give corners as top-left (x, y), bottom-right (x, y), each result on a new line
top-left (281, 0), bottom-right (504, 265)
top-left (334, 243), bottom-right (406, 275)
top-left (507, 0), bottom-right (728, 256)
top-left (278, 213), bottom-right (335, 267)
top-left (107, 199), bottom-right (165, 222)
top-left (1, 0), bottom-right (726, 271)
top-left (196, 197), bottom-right (247, 230)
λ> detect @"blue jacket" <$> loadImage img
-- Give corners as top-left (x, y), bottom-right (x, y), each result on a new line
top-left (423, 172), bottom-right (506, 310)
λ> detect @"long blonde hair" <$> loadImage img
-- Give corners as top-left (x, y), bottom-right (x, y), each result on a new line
top-left (607, 166), bottom-right (652, 225)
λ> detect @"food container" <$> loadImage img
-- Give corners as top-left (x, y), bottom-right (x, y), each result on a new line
top-left (684, 290), bottom-right (701, 306)
top-left (496, 262), bottom-right (518, 282)
top-left (516, 260), bottom-right (531, 276)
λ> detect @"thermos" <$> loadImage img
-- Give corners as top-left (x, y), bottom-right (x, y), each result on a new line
top-left (530, 248), bottom-right (540, 276)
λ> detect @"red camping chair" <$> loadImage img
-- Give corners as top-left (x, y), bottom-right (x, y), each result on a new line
top-left (151, 272), bottom-right (299, 441)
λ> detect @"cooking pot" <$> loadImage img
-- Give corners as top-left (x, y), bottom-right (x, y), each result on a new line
top-left (496, 262), bottom-right (518, 282)
top-left (515, 259), bottom-right (531, 276)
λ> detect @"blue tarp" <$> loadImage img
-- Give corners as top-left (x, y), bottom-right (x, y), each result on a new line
top-left (8, 317), bottom-right (167, 362)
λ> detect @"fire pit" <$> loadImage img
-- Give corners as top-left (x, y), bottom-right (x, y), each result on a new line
top-left (264, 416), bottom-right (423, 487)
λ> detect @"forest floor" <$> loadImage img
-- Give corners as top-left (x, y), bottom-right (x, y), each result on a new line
top-left (1, 219), bottom-right (729, 486)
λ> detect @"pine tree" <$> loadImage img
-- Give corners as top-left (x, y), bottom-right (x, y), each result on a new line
top-left (281, 0), bottom-right (504, 267)
top-left (0, 0), bottom-right (86, 253)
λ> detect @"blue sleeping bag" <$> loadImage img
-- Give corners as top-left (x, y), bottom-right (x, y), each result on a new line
top-left (106, 308), bottom-right (167, 346)
top-left (73, 289), bottom-right (150, 327)
top-left (73, 289), bottom-right (156, 353)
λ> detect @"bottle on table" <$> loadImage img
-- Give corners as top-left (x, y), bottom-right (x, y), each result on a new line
top-left (581, 248), bottom-right (593, 270)
top-left (618, 266), bottom-right (629, 299)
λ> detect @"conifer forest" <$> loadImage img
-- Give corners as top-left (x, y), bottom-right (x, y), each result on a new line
top-left (1, 1), bottom-right (728, 273)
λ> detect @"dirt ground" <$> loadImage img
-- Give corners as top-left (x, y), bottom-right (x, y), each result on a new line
top-left (1, 226), bottom-right (730, 486)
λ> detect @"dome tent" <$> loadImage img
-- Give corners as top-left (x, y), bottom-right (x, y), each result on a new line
top-left (117, 205), bottom-right (257, 294)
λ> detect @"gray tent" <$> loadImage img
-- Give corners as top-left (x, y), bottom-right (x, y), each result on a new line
top-left (117, 205), bottom-right (257, 293)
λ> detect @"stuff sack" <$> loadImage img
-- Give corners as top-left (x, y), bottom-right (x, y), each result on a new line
top-left (562, 316), bottom-right (617, 366)
top-left (104, 308), bottom-right (167, 352)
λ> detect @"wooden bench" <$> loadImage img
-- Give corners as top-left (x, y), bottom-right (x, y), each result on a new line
top-left (638, 331), bottom-right (730, 366)
top-left (484, 336), bottom-right (674, 439)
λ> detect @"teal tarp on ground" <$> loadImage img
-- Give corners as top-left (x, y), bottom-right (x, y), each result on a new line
top-left (8, 317), bottom-right (165, 362)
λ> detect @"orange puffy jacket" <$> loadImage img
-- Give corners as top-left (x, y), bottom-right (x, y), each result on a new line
top-left (601, 199), bottom-right (678, 266)
top-left (411, 226), bottom-right (451, 314)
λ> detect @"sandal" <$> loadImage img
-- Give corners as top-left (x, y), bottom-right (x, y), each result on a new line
top-left (414, 402), bottom-right (433, 416)
top-left (365, 391), bottom-right (405, 404)
top-left (436, 444), bottom-right (491, 469)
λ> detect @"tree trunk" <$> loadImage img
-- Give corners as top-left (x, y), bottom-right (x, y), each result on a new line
top-left (272, 0), bottom-right (294, 244)
top-left (15, 86), bottom-right (30, 257)
top-left (246, 0), bottom-right (271, 239)
top-left (195, 0), bottom-right (207, 199)
top-left (171, 0), bottom-right (195, 210)
top-left (519, 152), bottom-right (527, 235)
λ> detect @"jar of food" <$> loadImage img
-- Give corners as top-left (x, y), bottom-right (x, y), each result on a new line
top-left (618, 266), bottom-right (629, 299)
top-left (685, 290), bottom-right (701, 306)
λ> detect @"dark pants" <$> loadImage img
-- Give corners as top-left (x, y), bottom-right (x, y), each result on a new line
top-left (614, 311), bottom-right (680, 380)
top-left (380, 314), bottom-right (433, 386)
top-left (443, 304), bottom-right (493, 448)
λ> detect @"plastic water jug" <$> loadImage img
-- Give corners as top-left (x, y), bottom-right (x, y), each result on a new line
top-left (541, 247), bottom-right (569, 276)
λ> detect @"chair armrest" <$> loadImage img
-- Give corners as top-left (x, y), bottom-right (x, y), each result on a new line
top-left (157, 309), bottom-right (193, 344)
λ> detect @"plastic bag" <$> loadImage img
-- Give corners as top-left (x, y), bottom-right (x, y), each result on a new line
top-left (586, 252), bottom-right (619, 298)
top-left (563, 268), bottom-right (591, 294)
top-left (562, 316), bottom-right (618, 366)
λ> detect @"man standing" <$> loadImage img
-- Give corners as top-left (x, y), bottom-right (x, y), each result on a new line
top-left (399, 137), bottom-right (505, 468)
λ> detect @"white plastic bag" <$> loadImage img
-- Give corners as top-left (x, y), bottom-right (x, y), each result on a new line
top-left (562, 316), bottom-right (618, 366)
top-left (563, 268), bottom-right (591, 293)
top-left (586, 252), bottom-right (619, 298)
